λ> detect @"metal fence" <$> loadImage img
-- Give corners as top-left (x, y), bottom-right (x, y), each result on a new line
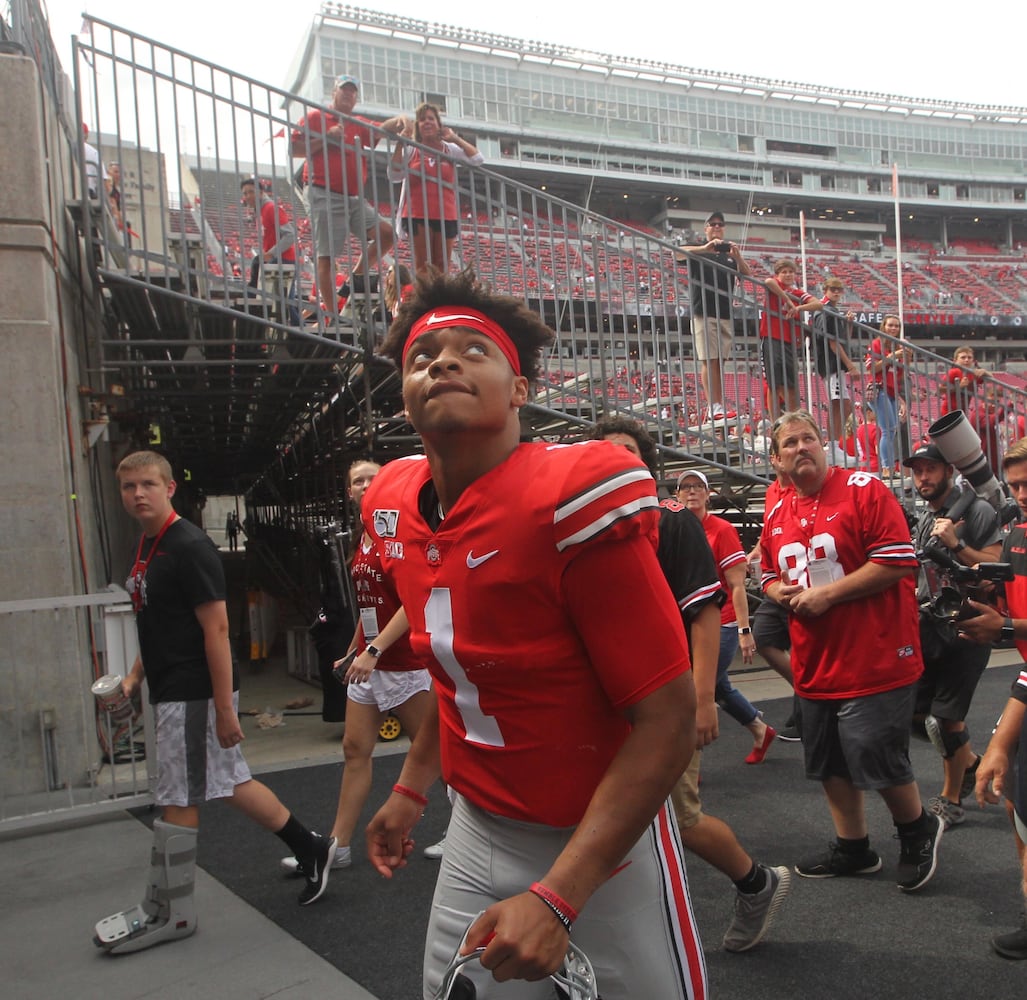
top-left (0, 591), bottom-right (153, 836)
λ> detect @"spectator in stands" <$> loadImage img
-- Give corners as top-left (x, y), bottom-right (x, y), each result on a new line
top-left (106, 162), bottom-right (124, 231)
top-left (389, 103), bottom-right (483, 275)
top-left (813, 277), bottom-right (860, 443)
top-left (675, 212), bottom-right (753, 424)
top-left (760, 259), bottom-right (822, 416)
top-left (290, 75), bottom-right (405, 321)
top-left (942, 344), bottom-right (989, 415)
top-left (674, 469), bottom-right (776, 764)
top-left (383, 261), bottom-right (413, 321)
top-left (81, 123), bottom-right (105, 200)
top-left (866, 314), bottom-right (911, 477)
top-left (240, 177), bottom-right (298, 321)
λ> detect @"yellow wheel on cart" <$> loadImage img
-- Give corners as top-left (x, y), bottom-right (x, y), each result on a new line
top-left (378, 713), bottom-right (402, 741)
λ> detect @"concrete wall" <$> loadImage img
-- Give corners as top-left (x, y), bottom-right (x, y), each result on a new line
top-left (0, 53), bottom-right (133, 798)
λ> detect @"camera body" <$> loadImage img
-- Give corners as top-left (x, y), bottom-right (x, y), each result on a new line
top-left (713, 241), bottom-right (732, 253)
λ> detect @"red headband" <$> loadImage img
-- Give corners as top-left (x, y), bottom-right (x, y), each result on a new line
top-left (402, 306), bottom-right (522, 375)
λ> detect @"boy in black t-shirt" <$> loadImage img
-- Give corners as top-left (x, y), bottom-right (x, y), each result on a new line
top-left (94, 452), bottom-right (335, 955)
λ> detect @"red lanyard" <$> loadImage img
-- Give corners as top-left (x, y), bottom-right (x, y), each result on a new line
top-left (129, 512), bottom-right (177, 612)
top-left (790, 468), bottom-right (832, 546)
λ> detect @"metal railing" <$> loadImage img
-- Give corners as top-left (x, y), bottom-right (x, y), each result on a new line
top-left (0, 590), bottom-right (154, 836)
top-left (70, 17), bottom-right (1027, 520)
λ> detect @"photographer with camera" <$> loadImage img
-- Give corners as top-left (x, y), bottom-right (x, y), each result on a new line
top-left (955, 437), bottom-right (1027, 959)
top-left (905, 442), bottom-right (1002, 830)
top-left (675, 212), bottom-right (752, 425)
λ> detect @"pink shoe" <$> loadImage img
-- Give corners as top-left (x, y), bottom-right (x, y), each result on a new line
top-left (745, 725), bottom-right (776, 764)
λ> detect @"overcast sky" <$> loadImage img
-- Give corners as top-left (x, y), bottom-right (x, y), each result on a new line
top-left (42, 0), bottom-right (1024, 110)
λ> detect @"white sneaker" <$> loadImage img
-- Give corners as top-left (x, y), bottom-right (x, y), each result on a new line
top-left (281, 844), bottom-right (351, 876)
top-left (423, 834), bottom-right (447, 860)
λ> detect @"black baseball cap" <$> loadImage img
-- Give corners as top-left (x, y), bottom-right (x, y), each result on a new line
top-left (902, 442), bottom-right (947, 467)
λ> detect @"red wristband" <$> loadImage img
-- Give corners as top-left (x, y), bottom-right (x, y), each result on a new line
top-left (529, 882), bottom-right (578, 930)
top-left (392, 783), bottom-right (428, 807)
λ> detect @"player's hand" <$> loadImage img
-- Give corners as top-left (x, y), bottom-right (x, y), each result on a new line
top-left (462, 892), bottom-right (570, 983)
top-left (789, 586), bottom-right (834, 618)
top-left (955, 599), bottom-right (1003, 643)
top-left (215, 706), bottom-right (244, 749)
top-left (366, 794), bottom-right (421, 877)
top-left (975, 748), bottom-right (1008, 807)
top-left (693, 695), bottom-right (719, 747)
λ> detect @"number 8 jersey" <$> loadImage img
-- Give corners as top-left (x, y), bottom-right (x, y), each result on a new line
top-left (363, 440), bottom-right (691, 827)
top-left (760, 467), bottom-right (923, 700)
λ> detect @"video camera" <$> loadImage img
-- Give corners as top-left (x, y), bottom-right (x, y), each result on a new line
top-left (917, 539), bottom-right (1012, 624)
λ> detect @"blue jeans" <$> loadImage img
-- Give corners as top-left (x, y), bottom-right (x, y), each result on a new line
top-left (716, 626), bottom-right (759, 726)
top-left (871, 391), bottom-right (898, 472)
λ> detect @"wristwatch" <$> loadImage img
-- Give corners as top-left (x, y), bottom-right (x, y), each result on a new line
top-left (738, 626), bottom-right (752, 636)
top-left (952, 539), bottom-right (967, 553)
top-left (1000, 619), bottom-right (1016, 642)
top-left (366, 644), bottom-right (383, 658)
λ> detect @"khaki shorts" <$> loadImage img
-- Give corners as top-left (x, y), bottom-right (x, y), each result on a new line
top-left (691, 315), bottom-right (733, 362)
top-left (669, 749), bottom-right (703, 829)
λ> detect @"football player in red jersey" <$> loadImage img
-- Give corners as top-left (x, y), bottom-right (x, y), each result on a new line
top-left (760, 411), bottom-right (942, 894)
top-left (363, 270), bottom-right (706, 1000)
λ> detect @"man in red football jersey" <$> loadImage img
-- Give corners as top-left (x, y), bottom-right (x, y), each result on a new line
top-left (363, 270), bottom-right (706, 1000)
top-left (760, 410), bottom-right (942, 894)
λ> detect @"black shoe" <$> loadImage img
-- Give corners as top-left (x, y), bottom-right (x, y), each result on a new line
top-left (960, 755), bottom-right (981, 803)
top-left (796, 842), bottom-right (882, 879)
top-left (298, 834), bottom-right (336, 906)
top-left (776, 724), bottom-right (802, 742)
top-left (992, 914), bottom-right (1027, 960)
top-left (896, 813), bottom-right (943, 892)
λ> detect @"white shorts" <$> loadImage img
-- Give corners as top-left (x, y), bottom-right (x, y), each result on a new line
top-left (826, 371), bottom-right (851, 402)
top-left (154, 693), bottom-right (252, 806)
top-left (346, 668), bottom-right (432, 713)
top-left (422, 793), bottom-right (707, 1000)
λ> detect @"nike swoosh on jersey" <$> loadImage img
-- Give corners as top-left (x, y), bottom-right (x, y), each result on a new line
top-left (466, 549), bottom-right (500, 568)
top-left (826, 513), bottom-right (840, 521)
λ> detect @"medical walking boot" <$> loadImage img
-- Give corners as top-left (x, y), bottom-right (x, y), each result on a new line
top-left (94, 819), bottom-right (198, 953)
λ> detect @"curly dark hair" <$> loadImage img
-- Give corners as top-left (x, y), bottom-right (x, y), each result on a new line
top-left (381, 268), bottom-right (554, 385)
top-left (589, 415), bottom-right (658, 473)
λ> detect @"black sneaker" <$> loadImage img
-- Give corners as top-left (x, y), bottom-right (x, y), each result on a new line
top-left (896, 813), bottom-right (942, 892)
top-left (795, 842), bottom-right (882, 879)
top-left (960, 755), bottom-right (982, 803)
top-left (776, 724), bottom-right (802, 742)
top-left (992, 914), bottom-right (1027, 960)
top-left (297, 834), bottom-right (336, 906)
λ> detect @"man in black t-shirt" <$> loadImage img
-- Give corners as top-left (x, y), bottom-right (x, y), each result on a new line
top-left (676, 212), bottom-right (752, 424)
top-left (594, 417), bottom-right (791, 953)
top-left (94, 452), bottom-right (335, 955)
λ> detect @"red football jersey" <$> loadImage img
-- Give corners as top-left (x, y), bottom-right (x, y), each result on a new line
top-left (363, 441), bottom-right (691, 827)
top-left (699, 513), bottom-right (747, 626)
top-left (760, 467), bottom-right (922, 699)
top-left (350, 534), bottom-right (421, 671)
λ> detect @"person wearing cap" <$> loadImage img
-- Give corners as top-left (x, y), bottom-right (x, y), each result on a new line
top-left (905, 441), bottom-right (1001, 830)
top-left (675, 212), bottom-right (752, 425)
top-left (593, 416), bottom-right (790, 953)
top-left (363, 272), bottom-right (706, 998)
top-left (290, 75), bottom-right (405, 321)
top-left (675, 469), bottom-right (776, 764)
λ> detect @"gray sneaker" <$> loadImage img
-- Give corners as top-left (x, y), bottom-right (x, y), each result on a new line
top-left (928, 795), bottom-right (966, 830)
top-left (723, 865), bottom-right (791, 953)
